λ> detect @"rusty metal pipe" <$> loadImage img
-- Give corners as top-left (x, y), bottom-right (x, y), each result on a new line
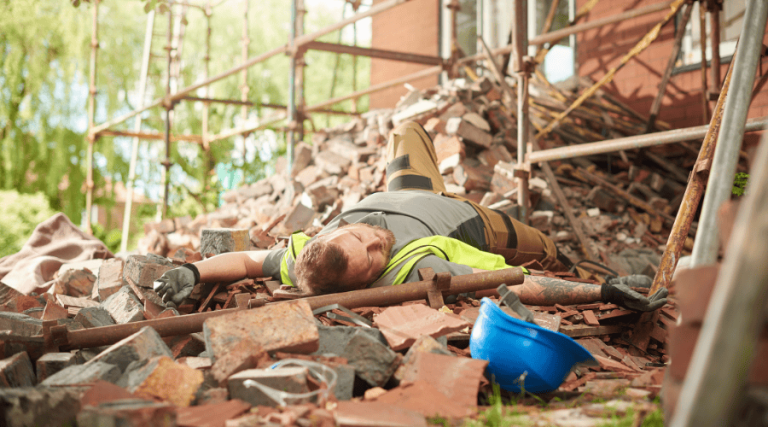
top-left (527, 116), bottom-right (768, 164)
top-left (649, 43), bottom-right (735, 295)
top-left (58, 268), bottom-right (523, 350)
top-left (302, 268), bottom-right (525, 310)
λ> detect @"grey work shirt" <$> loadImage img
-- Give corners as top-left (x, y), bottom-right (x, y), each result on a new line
top-left (262, 190), bottom-right (488, 283)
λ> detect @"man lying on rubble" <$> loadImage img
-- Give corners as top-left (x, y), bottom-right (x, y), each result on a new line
top-left (155, 122), bottom-right (668, 313)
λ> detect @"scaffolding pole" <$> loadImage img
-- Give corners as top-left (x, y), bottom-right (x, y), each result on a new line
top-left (511, 0), bottom-right (530, 225)
top-left (84, 0), bottom-right (99, 233)
top-left (161, 9), bottom-right (174, 219)
top-left (240, 0), bottom-right (250, 147)
top-left (689, 0), bottom-right (768, 268)
top-left (202, 2), bottom-right (211, 150)
top-left (120, 10), bottom-right (156, 253)
top-left (90, 0), bottom-right (410, 137)
top-left (698, 1), bottom-right (709, 123)
top-left (286, 0), bottom-right (298, 172)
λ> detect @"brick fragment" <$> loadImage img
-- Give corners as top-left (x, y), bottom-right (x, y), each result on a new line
top-left (164, 333), bottom-right (206, 359)
top-left (197, 387), bottom-right (229, 405)
top-left (583, 310), bottom-right (600, 326)
top-left (123, 356), bottom-right (203, 407)
top-left (41, 301), bottom-right (69, 321)
top-left (0, 386), bottom-right (84, 427)
top-left (86, 326), bottom-right (173, 373)
top-left (100, 286), bottom-right (144, 324)
top-left (80, 380), bottom-right (135, 407)
top-left (77, 400), bottom-right (176, 427)
top-left (228, 367), bottom-right (310, 406)
top-left (334, 401), bottom-right (427, 427)
top-left (211, 339), bottom-right (269, 386)
top-left (203, 299), bottom-right (318, 361)
top-left (56, 294), bottom-right (98, 309)
top-left (41, 362), bottom-right (121, 386)
top-left (593, 355), bottom-right (635, 373)
top-left (311, 325), bottom-right (388, 357)
top-left (176, 399), bottom-right (251, 427)
top-left (445, 117), bottom-right (492, 148)
top-left (96, 258), bottom-right (125, 301)
top-left (0, 281), bottom-right (44, 313)
top-left (200, 229), bottom-right (251, 258)
top-left (0, 312), bottom-right (42, 337)
top-left (124, 254), bottom-right (174, 289)
top-left (583, 379), bottom-right (631, 398)
top-left (53, 268), bottom-right (96, 298)
top-left (74, 306), bottom-right (116, 328)
top-left (36, 352), bottom-right (76, 383)
top-left (342, 330), bottom-right (399, 387)
top-left (374, 304), bottom-right (470, 351)
top-left (373, 381), bottom-right (468, 419)
top-left (0, 351), bottom-right (35, 387)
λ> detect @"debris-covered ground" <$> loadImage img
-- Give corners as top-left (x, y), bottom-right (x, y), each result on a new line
top-left (0, 73), bottom-right (721, 426)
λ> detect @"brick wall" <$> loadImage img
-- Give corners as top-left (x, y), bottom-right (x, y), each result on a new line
top-left (575, 0), bottom-right (768, 155)
top-left (370, 0), bottom-right (440, 109)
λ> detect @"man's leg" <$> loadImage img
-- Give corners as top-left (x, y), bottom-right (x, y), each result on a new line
top-left (385, 122), bottom-right (445, 193)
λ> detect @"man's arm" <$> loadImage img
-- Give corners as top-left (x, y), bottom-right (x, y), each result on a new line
top-left (154, 250), bottom-right (274, 307)
top-left (473, 272), bottom-right (601, 305)
top-left (194, 250), bottom-right (272, 283)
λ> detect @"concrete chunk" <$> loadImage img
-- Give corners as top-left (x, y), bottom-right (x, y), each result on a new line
top-left (74, 306), bottom-right (116, 328)
top-left (0, 352), bottom-right (35, 387)
top-left (0, 387), bottom-right (84, 427)
top-left (311, 325), bottom-right (388, 357)
top-left (228, 367), bottom-right (309, 407)
top-left (41, 362), bottom-right (120, 386)
top-left (77, 399), bottom-right (176, 427)
top-left (100, 286), bottom-right (144, 324)
top-left (86, 326), bottom-right (172, 373)
top-left (124, 254), bottom-right (174, 288)
top-left (342, 331), bottom-right (399, 387)
top-left (200, 229), bottom-right (250, 258)
top-left (203, 299), bottom-right (318, 361)
top-left (122, 356), bottom-right (203, 407)
top-left (96, 258), bottom-right (125, 301)
top-left (36, 352), bottom-right (77, 383)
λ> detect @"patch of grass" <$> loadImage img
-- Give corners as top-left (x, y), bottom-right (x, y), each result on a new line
top-left (641, 408), bottom-right (664, 427)
top-left (464, 383), bottom-right (531, 427)
top-left (598, 407), bottom-right (635, 427)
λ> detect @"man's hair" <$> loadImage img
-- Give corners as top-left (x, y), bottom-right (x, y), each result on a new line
top-left (294, 238), bottom-right (354, 295)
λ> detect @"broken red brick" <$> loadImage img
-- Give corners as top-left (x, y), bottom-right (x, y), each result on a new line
top-left (0, 351), bottom-right (35, 387)
top-left (593, 355), bottom-right (635, 373)
top-left (583, 310), bottom-right (600, 326)
top-left (373, 304), bottom-right (470, 351)
top-left (80, 380), bottom-right (136, 407)
top-left (175, 399), bottom-right (251, 427)
top-left (334, 401), bottom-right (427, 427)
top-left (130, 356), bottom-right (204, 407)
top-left (41, 301), bottom-right (69, 321)
top-left (203, 299), bottom-right (318, 359)
top-left (211, 339), bottom-right (269, 386)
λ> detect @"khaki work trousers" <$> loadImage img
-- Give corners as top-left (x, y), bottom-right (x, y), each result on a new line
top-left (385, 121), bottom-right (567, 271)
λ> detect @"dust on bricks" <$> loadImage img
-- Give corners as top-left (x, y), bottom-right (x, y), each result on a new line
top-left (74, 306), bottom-right (116, 328)
top-left (120, 356), bottom-right (203, 407)
top-left (0, 386), bottom-right (85, 427)
top-left (200, 228), bottom-right (251, 258)
top-left (0, 352), bottom-right (36, 387)
top-left (96, 258), bottom-right (125, 300)
top-left (41, 362), bottom-right (121, 386)
top-left (124, 254), bottom-right (174, 288)
top-left (203, 299), bottom-right (319, 360)
top-left (36, 352), bottom-right (77, 383)
top-left (100, 286), bottom-right (144, 324)
top-left (85, 326), bottom-right (172, 372)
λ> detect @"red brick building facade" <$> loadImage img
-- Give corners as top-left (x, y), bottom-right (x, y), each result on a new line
top-left (370, 0), bottom-right (768, 152)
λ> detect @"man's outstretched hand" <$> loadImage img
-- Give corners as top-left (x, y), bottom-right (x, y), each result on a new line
top-left (601, 275), bottom-right (668, 312)
top-left (153, 267), bottom-right (196, 308)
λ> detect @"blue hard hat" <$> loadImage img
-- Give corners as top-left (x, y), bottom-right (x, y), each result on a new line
top-left (470, 297), bottom-right (596, 393)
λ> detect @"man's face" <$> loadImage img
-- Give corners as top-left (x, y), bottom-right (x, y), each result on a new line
top-left (322, 223), bottom-right (396, 288)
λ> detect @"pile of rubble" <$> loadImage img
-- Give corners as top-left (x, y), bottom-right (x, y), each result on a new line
top-left (142, 74), bottom-right (694, 277)
top-left (0, 73), bottom-right (707, 425)
top-left (0, 249), bottom-right (673, 425)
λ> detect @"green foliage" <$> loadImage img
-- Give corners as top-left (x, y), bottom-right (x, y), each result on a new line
top-left (733, 172), bottom-right (749, 196)
top-left (641, 408), bottom-right (664, 427)
top-left (3, 0), bottom-right (370, 249)
top-left (0, 191), bottom-right (57, 259)
top-left (90, 222), bottom-right (121, 254)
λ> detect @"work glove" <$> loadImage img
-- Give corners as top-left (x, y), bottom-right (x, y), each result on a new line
top-left (153, 264), bottom-right (199, 308)
top-left (601, 276), bottom-right (668, 312)
top-left (604, 274), bottom-right (652, 289)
